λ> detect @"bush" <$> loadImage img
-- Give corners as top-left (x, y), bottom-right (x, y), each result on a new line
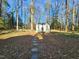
top-left (0, 17), bottom-right (5, 30)
top-left (50, 19), bottom-right (61, 29)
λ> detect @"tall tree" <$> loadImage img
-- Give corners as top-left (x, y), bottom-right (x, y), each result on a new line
top-left (0, 0), bottom-right (2, 17)
top-left (30, 0), bottom-right (35, 30)
top-left (11, 0), bottom-right (16, 29)
top-left (65, 0), bottom-right (69, 32)
top-left (60, 2), bottom-right (66, 30)
top-left (77, 4), bottom-right (79, 28)
top-left (16, 0), bottom-right (19, 31)
top-left (45, 0), bottom-right (50, 24)
top-left (0, 0), bottom-right (10, 17)
top-left (72, 0), bottom-right (75, 31)
top-left (0, 0), bottom-right (10, 29)
top-left (54, 0), bottom-right (60, 30)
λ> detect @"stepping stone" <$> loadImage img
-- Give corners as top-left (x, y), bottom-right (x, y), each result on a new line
top-left (32, 39), bottom-right (37, 41)
top-left (31, 53), bottom-right (38, 59)
top-left (33, 43), bottom-right (38, 46)
top-left (31, 47), bottom-right (38, 52)
top-left (31, 38), bottom-right (39, 59)
top-left (32, 40), bottom-right (37, 43)
top-left (31, 47), bottom-right (38, 59)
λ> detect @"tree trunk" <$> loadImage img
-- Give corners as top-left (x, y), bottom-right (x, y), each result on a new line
top-left (31, 13), bottom-right (34, 30)
top-left (72, 0), bottom-right (75, 31)
top-left (16, 9), bottom-right (19, 31)
top-left (16, 0), bottom-right (19, 31)
top-left (65, 0), bottom-right (69, 32)
top-left (30, 0), bottom-right (34, 30)
top-left (72, 7), bottom-right (75, 31)
top-left (78, 5), bottom-right (79, 29)
top-left (0, 0), bottom-right (2, 17)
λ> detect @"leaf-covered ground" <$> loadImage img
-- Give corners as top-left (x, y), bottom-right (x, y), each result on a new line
top-left (0, 35), bottom-right (33, 59)
top-left (37, 32), bottom-right (79, 59)
top-left (0, 32), bottom-right (79, 59)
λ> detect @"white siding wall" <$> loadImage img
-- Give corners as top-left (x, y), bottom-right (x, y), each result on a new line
top-left (39, 24), bottom-right (42, 32)
top-left (43, 25), bottom-right (46, 32)
top-left (36, 24), bottom-right (38, 32)
top-left (36, 24), bottom-right (50, 33)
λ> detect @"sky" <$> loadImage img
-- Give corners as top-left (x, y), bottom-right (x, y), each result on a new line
top-left (7, 0), bottom-right (79, 24)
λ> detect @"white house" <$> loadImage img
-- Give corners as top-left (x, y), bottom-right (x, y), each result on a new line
top-left (36, 23), bottom-right (50, 33)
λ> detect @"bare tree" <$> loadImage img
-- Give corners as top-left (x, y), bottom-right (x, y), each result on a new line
top-left (45, 0), bottom-right (50, 24)
top-left (16, 0), bottom-right (19, 31)
top-left (30, 0), bottom-right (35, 30)
top-left (77, 4), bottom-right (79, 28)
top-left (72, 0), bottom-right (75, 31)
top-left (65, 0), bottom-right (69, 32)
top-left (0, 0), bottom-right (9, 17)
top-left (0, 0), bottom-right (2, 17)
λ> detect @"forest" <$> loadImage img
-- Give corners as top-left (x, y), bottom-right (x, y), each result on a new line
top-left (0, 0), bottom-right (79, 32)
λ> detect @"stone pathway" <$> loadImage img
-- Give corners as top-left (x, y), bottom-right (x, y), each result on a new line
top-left (31, 38), bottom-right (39, 59)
